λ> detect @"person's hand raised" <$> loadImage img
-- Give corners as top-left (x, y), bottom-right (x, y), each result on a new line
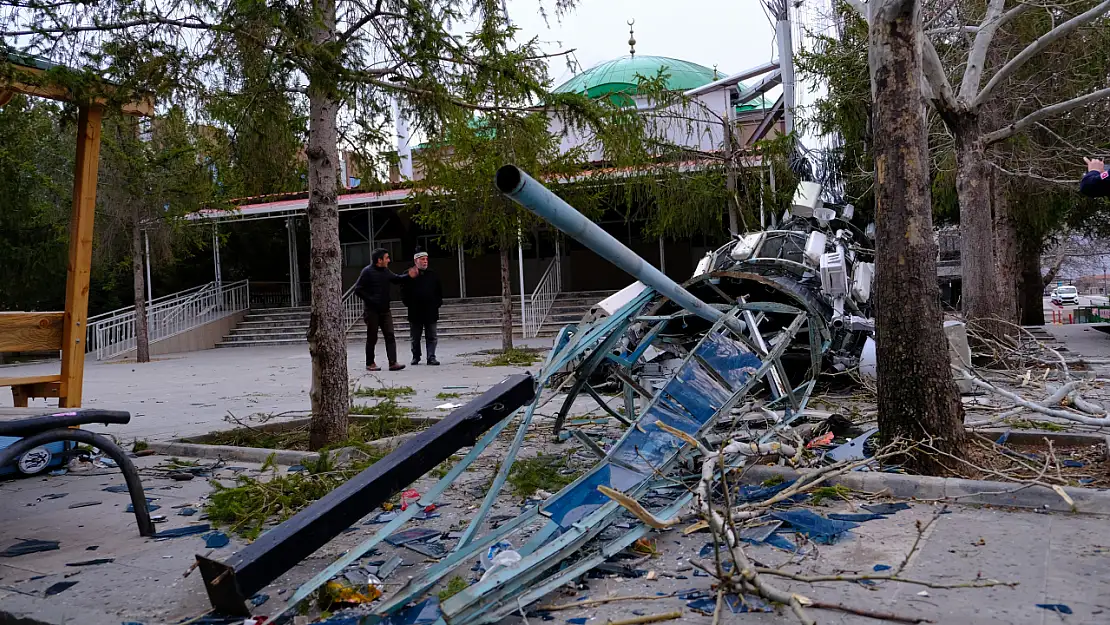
top-left (407, 266), bottom-right (419, 278)
top-left (1084, 157), bottom-right (1105, 173)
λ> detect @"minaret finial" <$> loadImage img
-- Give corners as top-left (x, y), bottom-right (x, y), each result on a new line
top-left (627, 19), bottom-right (636, 57)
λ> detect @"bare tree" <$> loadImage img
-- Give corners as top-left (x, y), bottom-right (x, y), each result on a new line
top-left (847, 0), bottom-right (1110, 325)
top-left (860, 0), bottom-right (967, 470)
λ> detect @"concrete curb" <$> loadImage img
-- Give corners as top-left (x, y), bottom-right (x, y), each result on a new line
top-left (971, 428), bottom-right (1110, 458)
top-left (148, 414), bottom-right (437, 463)
top-left (147, 429), bottom-right (419, 465)
top-left (146, 440), bottom-right (319, 465)
top-left (740, 465), bottom-right (1110, 515)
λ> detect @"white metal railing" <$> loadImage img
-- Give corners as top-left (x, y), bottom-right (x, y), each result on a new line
top-left (523, 257), bottom-right (561, 338)
top-left (342, 283), bottom-right (362, 333)
top-left (87, 280), bottom-right (250, 360)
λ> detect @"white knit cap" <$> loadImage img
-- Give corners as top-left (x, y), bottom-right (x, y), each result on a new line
top-left (414, 251), bottom-right (429, 260)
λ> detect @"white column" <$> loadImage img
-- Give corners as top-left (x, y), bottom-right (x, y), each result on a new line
top-left (143, 229), bottom-right (152, 305)
top-left (517, 228), bottom-right (526, 335)
top-left (212, 224), bottom-right (222, 287)
top-left (658, 236), bottom-right (666, 274)
top-left (287, 216), bottom-right (299, 307)
top-left (457, 244), bottom-right (467, 298)
top-left (394, 99), bottom-right (413, 180)
top-left (555, 235), bottom-right (562, 286)
top-left (368, 208), bottom-right (375, 250)
top-left (775, 6), bottom-right (796, 135)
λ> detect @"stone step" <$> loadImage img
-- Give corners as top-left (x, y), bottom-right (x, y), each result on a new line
top-left (225, 321), bottom-right (571, 342)
top-left (249, 292), bottom-right (613, 314)
top-left (220, 290), bottom-right (606, 348)
top-left (246, 300), bottom-right (597, 319)
top-left (240, 306), bottom-right (590, 327)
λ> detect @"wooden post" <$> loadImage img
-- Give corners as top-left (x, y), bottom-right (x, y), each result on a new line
top-left (59, 105), bottom-right (104, 407)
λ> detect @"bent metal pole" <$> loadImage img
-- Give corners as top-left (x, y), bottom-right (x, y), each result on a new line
top-left (495, 165), bottom-right (744, 335)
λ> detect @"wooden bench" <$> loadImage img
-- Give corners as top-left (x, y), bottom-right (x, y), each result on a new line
top-left (0, 407), bottom-right (155, 537)
top-left (0, 312), bottom-right (66, 406)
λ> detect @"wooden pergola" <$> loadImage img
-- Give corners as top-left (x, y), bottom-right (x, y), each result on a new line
top-left (0, 54), bottom-right (154, 407)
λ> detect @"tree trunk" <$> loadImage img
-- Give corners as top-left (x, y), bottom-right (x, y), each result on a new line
top-left (954, 116), bottom-right (1002, 323)
top-left (992, 171), bottom-right (1020, 324)
top-left (1019, 240), bottom-right (1045, 326)
top-left (500, 246), bottom-right (514, 352)
top-left (131, 216), bottom-right (150, 364)
top-left (305, 0), bottom-right (349, 451)
top-left (868, 0), bottom-right (966, 473)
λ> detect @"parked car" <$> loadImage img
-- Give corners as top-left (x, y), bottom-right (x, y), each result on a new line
top-left (1052, 286), bottom-right (1079, 306)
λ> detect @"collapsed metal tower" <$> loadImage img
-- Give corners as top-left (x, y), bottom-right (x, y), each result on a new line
top-left (209, 166), bottom-right (876, 624)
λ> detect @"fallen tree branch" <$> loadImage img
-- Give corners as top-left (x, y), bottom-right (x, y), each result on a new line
top-left (538, 593), bottom-right (680, 612)
top-left (958, 369), bottom-right (1110, 426)
top-left (604, 611), bottom-right (682, 625)
top-left (808, 600), bottom-right (931, 624)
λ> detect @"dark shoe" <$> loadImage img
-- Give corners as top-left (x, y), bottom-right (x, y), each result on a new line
top-left (427, 358), bottom-right (440, 366)
top-left (411, 357), bottom-right (421, 365)
top-left (389, 363), bottom-right (406, 371)
top-left (367, 364), bottom-right (380, 372)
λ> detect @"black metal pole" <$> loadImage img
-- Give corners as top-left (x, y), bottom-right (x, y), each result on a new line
top-left (197, 373), bottom-right (536, 615)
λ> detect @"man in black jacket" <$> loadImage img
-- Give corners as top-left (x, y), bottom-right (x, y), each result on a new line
top-left (401, 249), bottom-right (444, 365)
top-left (354, 249), bottom-right (417, 371)
top-left (1081, 157), bottom-right (1110, 197)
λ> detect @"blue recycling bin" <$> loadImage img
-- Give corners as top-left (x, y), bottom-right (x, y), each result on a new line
top-left (0, 436), bottom-right (70, 477)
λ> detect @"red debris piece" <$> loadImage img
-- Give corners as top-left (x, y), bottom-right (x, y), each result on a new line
top-left (806, 432), bottom-right (834, 449)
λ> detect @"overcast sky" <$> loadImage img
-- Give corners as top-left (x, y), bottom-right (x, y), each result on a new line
top-left (504, 0), bottom-right (782, 91)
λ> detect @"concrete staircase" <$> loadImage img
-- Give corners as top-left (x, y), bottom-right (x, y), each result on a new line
top-left (215, 291), bottom-right (614, 348)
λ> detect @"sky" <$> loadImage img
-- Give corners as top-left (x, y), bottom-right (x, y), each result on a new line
top-left (503, 0), bottom-right (783, 91)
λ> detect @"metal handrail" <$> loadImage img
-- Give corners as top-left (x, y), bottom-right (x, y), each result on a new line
top-left (156, 282), bottom-right (219, 327)
top-left (343, 284), bottom-right (362, 333)
top-left (87, 282), bottom-right (213, 324)
top-left (87, 280), bottom-right (251, 360)
top-left (523, 257), bottom-right (561, 338)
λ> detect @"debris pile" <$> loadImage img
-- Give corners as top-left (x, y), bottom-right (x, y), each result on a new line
top-left (188, 169), bottom-right (1105, 624)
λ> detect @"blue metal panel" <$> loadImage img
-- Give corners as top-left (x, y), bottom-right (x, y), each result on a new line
top-left (661, 361), bottom-right (732, 423)
top-left (542, 463), bottom-right (647, 529)
top-left (694, 331), bottom-right (763, 389)
top-left (636, 401), bottom-right (701, 437)
top-left (608, 425), bottom-right (684, 476)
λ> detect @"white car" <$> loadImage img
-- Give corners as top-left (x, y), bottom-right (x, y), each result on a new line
top-left (1052, 286), bottom-right (1079, 306)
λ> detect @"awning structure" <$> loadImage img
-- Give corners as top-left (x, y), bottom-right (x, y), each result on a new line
top-left (185, 187), bottom-right (413, 223)
top-left (186, 155), bottom-right (770, 224)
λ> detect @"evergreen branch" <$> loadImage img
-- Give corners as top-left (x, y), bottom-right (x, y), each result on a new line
top-left (354, 74), bottom-right (536, 112)
top-left (1, 14), bottom-right (225, 37)
top-left (336, 0), bottom-right (404, 44)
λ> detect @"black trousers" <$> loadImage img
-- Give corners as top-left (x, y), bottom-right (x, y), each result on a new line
top-left (365, 308), bottom-right (397, 366)
top-left (409, 318), bottom-right (438, 361)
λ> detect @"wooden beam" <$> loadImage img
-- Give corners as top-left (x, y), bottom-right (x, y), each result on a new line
top-left (59, 105), bottom-right (103, 407)
top-left (0, 375), bottom-right (63, 408)
top-left (0, 375), bottom-right (64, 387)
top-left (0, 65), bottom-right (153, 116)
top-left (11, 382), bottom-right (61, 408)
top-left (0, 312), bottom-right (65, 352)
